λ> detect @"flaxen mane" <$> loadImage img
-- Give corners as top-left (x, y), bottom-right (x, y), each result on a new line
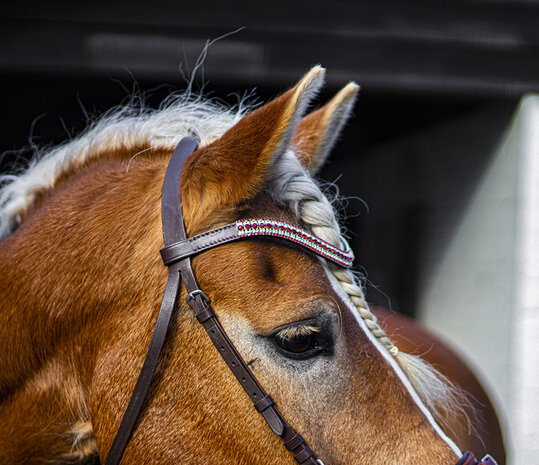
top-left (0, 95), bottom-right (250, 239)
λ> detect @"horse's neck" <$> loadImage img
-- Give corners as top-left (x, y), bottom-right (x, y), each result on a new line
top-left (0, 158), bottom-right (165, 392)
top-left (0, 235), bottom-right (88, 461)
top-left (0, 236), bottom-right (43, 395)
top-left (0, 158), bottom-right (168, 462)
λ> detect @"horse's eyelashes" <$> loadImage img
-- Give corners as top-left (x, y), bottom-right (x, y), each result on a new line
top-left (275, 331), bottom-right (315, 353)
top-left (277, 325), bottom-right (320, 339)
top-left (272, 324), bottom-right (331, 360)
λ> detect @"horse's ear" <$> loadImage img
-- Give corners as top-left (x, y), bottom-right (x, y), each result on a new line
top-left (294, 82), bottom-right (359, 175)
top-left (181, 66), bottom-right (326, 231)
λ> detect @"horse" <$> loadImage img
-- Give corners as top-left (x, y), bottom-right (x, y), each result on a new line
top-left (0, 66), bottom-right (505, 464)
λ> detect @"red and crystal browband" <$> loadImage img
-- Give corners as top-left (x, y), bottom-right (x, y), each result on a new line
top-left (160, 217), bottom-right (354, 268)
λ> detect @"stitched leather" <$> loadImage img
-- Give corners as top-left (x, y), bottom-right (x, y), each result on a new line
top-left (104, 137), bottom-right (320, 465)
top-left (284, 432), bottom-right (305, 451)
top-left (160, 217), bottom-right (354, 268)
top-left (160, 223), bottom-right (239, 265)
top-left (254, 394), bottom-right (275, 413)
top-left (163, 139), bottom-right (322, 463)
top-left (194, 305), bottom-right (216, 324)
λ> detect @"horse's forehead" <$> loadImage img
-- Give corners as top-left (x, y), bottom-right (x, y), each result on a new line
top-left (192, 244), bottom-right (345, 338)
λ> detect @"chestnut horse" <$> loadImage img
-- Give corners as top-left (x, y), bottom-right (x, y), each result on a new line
top-left (0, 67), bottom-right (505, 464)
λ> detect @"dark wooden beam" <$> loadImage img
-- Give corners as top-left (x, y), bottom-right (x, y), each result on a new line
top-left (2, 1), bottom-right (539, 95)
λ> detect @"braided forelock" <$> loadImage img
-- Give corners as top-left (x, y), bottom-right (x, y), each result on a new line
top-left (269, 149), bottom-right (474, 436)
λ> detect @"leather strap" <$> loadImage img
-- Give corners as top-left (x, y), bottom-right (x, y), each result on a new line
top-left (104, 137), bottom-right (320, 465)
top-left (456, 452), bottom-right (498, 465)
top-left (181, 271), bottom-right (320, 464)
top-left (160, 223), bottom-right (239, 265)
top-left (104, 137), bottom-right (199, 465)
top-left (165, 144), bottom-right (322, 463)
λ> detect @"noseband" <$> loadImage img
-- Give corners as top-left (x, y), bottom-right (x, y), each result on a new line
top-left (104, 138), bottom-right (498, 465)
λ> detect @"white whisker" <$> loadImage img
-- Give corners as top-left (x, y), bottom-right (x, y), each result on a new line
top-left (125, 147), bottom-right (154, 174)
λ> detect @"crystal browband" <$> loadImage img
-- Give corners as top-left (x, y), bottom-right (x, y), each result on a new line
top-left (236, 218), bottom-right (354, 268)
top-left (160, 217), bottom-right (354, 269)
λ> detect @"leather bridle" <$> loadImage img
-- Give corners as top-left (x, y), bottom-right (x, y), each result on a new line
top-left (103, 137), bottom-right (498, 465)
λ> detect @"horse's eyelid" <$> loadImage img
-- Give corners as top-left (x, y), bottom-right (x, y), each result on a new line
top-left (277, 325), bottom-right (321, 339)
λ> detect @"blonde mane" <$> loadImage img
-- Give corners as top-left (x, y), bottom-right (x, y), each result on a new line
top-left (0, 94), bottom-right (252, 239)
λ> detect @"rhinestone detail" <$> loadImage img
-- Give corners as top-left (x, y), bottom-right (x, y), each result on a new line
top-left (236, 218), bottom-right (354, 268)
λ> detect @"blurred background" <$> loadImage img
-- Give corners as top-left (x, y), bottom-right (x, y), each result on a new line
top-left (2, 1), bottom-right (539, 463)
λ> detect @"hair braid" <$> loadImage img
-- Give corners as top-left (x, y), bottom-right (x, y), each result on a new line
top-left (271, 150), bottom-right (473, 432)
top-left (272, 152), bottom-right (398, 355)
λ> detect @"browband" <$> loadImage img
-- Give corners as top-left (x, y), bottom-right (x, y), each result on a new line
top-left (160, 218), bottom-right (354, 268)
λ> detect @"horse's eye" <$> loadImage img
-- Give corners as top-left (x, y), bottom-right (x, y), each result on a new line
top-left (272, 324), bottom-right (332, 360)
top-left (275, 332), bottom-right (316, 354)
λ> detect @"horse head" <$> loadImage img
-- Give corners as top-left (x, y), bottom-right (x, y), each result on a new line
top-left (0, 67), bottom-right (489, 464)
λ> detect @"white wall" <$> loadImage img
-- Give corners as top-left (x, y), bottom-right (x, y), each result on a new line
top-left (340, 97), bottom-right (539, 464)
top-left (509, 96), bottom-right (539, 465)
top-left (416, 96), bottom-right (539, 465)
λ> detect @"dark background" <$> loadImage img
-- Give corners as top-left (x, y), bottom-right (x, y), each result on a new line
top-left (2, 0), bottom-right (537, 315)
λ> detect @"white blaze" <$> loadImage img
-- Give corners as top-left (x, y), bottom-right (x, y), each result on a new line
top-left (322, 264), bottom-right (462, 458)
